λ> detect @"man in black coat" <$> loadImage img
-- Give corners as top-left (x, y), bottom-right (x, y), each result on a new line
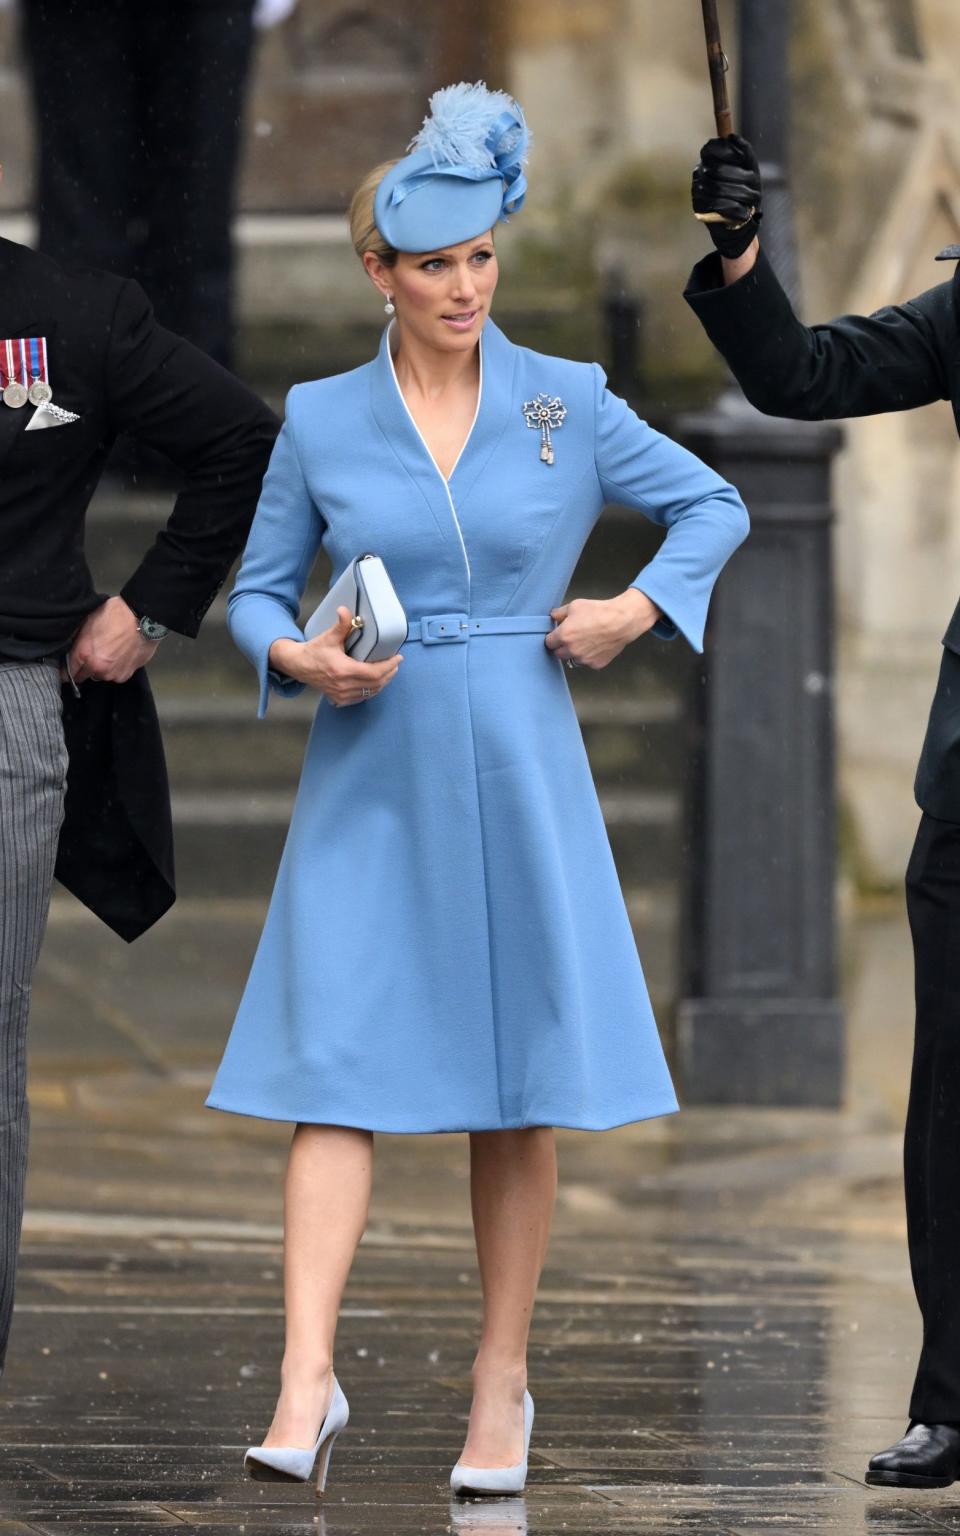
top-left (686, 134), bottom-right (960, 1490)
top-left (0, 196), bottom-right (279, 1377)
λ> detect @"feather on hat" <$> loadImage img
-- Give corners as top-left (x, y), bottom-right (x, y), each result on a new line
top-left (374, 82), bottom-right (529, 254)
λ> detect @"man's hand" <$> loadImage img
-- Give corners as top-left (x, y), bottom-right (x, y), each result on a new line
top-left (692, 134), bottom-right (763, 258)
top-left (68, 597), bottom-right (160, 684)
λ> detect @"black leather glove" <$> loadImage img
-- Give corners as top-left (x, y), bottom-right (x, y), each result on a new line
top-left (692, 134), bottom-right (763, 258)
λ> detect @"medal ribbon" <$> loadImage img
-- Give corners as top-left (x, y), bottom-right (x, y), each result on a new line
top-left (1, 338), bottom-right (50, 392)
top-left (2, 340), bottom-right (29, 389)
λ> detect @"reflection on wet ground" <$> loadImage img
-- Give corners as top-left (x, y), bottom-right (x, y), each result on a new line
top-left (0, 896), bottom-right (951, 1534)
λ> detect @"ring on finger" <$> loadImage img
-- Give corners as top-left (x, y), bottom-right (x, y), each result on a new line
top-left (565, 657), bottom-right (579, 670)
top-left (361, 686), bottom-right (372, 699)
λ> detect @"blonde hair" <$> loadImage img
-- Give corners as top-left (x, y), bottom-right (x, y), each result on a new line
top-left (349, 160), bottom-right (400, 267)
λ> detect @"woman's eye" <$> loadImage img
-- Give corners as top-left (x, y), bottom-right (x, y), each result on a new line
top-left (422, 259), bottom-right (445, 272)
top-left (471, 251), bottom-right (493, 265)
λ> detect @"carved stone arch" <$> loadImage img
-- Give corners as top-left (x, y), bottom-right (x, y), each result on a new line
top-left (0, 9), bottom-right (30, 209)
top-left (832, 122), bottom-right (960, 877)
top-left (874, 0), bottom-right (923, 57)
top-left (283, 2), bottom-right (424, 79)
top-left (0, 5), bottom-right (16, 71)
top-left (242, 0), bottom-right (498, 211)
top-left (833, 0), bottom-right (922, 68)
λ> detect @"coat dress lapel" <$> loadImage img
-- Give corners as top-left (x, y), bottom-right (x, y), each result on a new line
top-left (367, 321), bottom-right (461, 552)
top-left (366, 317), bottom-right (519, 586)
top-left (447, 318), bottom-right (517, 505)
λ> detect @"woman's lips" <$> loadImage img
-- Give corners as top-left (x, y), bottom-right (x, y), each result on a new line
top-left (441, 310), bottom-right (478, 330)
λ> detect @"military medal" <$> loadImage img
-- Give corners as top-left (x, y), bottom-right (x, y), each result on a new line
top-left (2, 335), bottom-right (56, 410)
top-left (2, 339), bottom-right (28, 408)
top-left (522, 392), bottom-right (567, 465)
top-left (27, 337), bottom-right (52, 406)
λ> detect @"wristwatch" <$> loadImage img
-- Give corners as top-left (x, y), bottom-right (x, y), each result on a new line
top-left (136, 613), bottom-right (169, 642)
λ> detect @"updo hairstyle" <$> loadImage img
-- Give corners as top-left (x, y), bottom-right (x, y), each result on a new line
top-left (348, 160), bottom-right (400, 268)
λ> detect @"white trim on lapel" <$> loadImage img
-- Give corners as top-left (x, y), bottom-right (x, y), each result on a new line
top-left (384, 319), bottom-right (484, 587)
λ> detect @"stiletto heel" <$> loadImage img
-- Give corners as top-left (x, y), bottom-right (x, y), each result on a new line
top-left (315, 1426), bottom-right (341, 1493)
top-left (244, 1375), bottom-right (349, 1489)
top-left (450, 1389), bottom-right (534, 1496)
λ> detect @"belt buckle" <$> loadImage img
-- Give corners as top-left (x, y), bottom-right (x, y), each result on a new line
top-left (421, 613), bottom-right (470, 645)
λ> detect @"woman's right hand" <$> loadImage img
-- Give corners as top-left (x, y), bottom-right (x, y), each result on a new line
top-left (269, 607), bottom-right (404, 707)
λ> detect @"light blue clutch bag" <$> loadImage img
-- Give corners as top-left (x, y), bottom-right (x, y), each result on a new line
top-left (304, 554), bottom-right (407, 662)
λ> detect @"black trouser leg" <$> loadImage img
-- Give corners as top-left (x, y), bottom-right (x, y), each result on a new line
top-left (136, 0), bottom-right (256, 367)
top-left (906, 811), bottom-right (960, 1423)
top-left (22, 0), bottom-right (255, 368)
top-left (20, 0), bottom-right (141, 276)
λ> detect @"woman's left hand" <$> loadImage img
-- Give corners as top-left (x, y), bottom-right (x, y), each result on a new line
top-left (546, 589), bottom-right (662, 670)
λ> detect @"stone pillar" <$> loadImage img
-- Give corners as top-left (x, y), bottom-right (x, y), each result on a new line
top-left (674, 0), bottom-right (845, 1105)
top-left (739, 0), bottom-right (800, 301)
top-left (675, 408), bottom-right (844, 1105)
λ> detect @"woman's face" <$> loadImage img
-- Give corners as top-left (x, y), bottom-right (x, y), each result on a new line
top-left (365, 232), bottom-right (499, 353)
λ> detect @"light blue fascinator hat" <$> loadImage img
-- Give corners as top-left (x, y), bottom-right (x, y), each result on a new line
top-left (374, 81), bottom-right (529, 254)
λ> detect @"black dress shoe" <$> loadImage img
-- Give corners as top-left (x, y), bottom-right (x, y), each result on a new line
top-left (866, 1422), bottom-right (960, 1488)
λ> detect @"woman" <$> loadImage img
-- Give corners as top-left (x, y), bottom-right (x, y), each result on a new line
top-left (207, 82), bottom-right (749, 1497)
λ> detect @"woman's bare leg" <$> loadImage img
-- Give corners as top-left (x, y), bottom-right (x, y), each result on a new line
top-left (262, 1123), bottom-right (373, 1448)
top-left (460, 1127), bottom-right (557, 1465)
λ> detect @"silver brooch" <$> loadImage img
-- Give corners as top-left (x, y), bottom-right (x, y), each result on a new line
top-left (522, 392), bottom-right (567, 466)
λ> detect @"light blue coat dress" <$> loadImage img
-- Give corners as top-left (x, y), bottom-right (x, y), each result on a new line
top-left (206, 319), bottom-right (748, 1133)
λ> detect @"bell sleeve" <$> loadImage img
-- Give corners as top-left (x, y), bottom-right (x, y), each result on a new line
top-left (227, 389), bottom-right (325, 717)
top-left (593, 365), bottom-right (749, 652)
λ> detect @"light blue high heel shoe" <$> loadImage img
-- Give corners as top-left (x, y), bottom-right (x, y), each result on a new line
top-left (244, 1376), bottom-right (349, 1491)
top-left (450, 1390), bottom-right (534, 1497)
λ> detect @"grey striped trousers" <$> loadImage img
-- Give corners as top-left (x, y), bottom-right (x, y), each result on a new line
top-left (0, 662), bottom-right (67, 1375)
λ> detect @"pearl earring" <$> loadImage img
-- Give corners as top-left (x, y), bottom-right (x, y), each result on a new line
top-left (384, 296), bottom-right (395, 316)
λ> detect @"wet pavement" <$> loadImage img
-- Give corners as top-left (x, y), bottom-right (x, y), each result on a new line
top-left (1, 894), bottom-right (954, 1534)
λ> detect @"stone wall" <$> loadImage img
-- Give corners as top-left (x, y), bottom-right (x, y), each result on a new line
top-left (791, 0), bottom-right (960, 884)
top-left (3, 1), bottom-right (960, 883)
top-left (508, 0), bottom-right (960, 886)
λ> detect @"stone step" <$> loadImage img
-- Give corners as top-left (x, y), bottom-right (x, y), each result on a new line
top-left (168, 784), bottom-right (682, 901)
top-left (84, 485), bottom-right (696, 713)
top-left (157, 690), bottom-right (685, 794)
top-left (146, 608), bottom-right (692, 712)
top-left (84, 490), bottom-right (691, 678)
top-left (87, 484), bottom-right (692, 911)
top-left (145, 620), bottom-right (691, 734)
top-left (86, 487), bottom-right (665, 598)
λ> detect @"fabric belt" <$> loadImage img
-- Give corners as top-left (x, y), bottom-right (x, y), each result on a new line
top-left (404, 613), bottom-right (554, 646)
